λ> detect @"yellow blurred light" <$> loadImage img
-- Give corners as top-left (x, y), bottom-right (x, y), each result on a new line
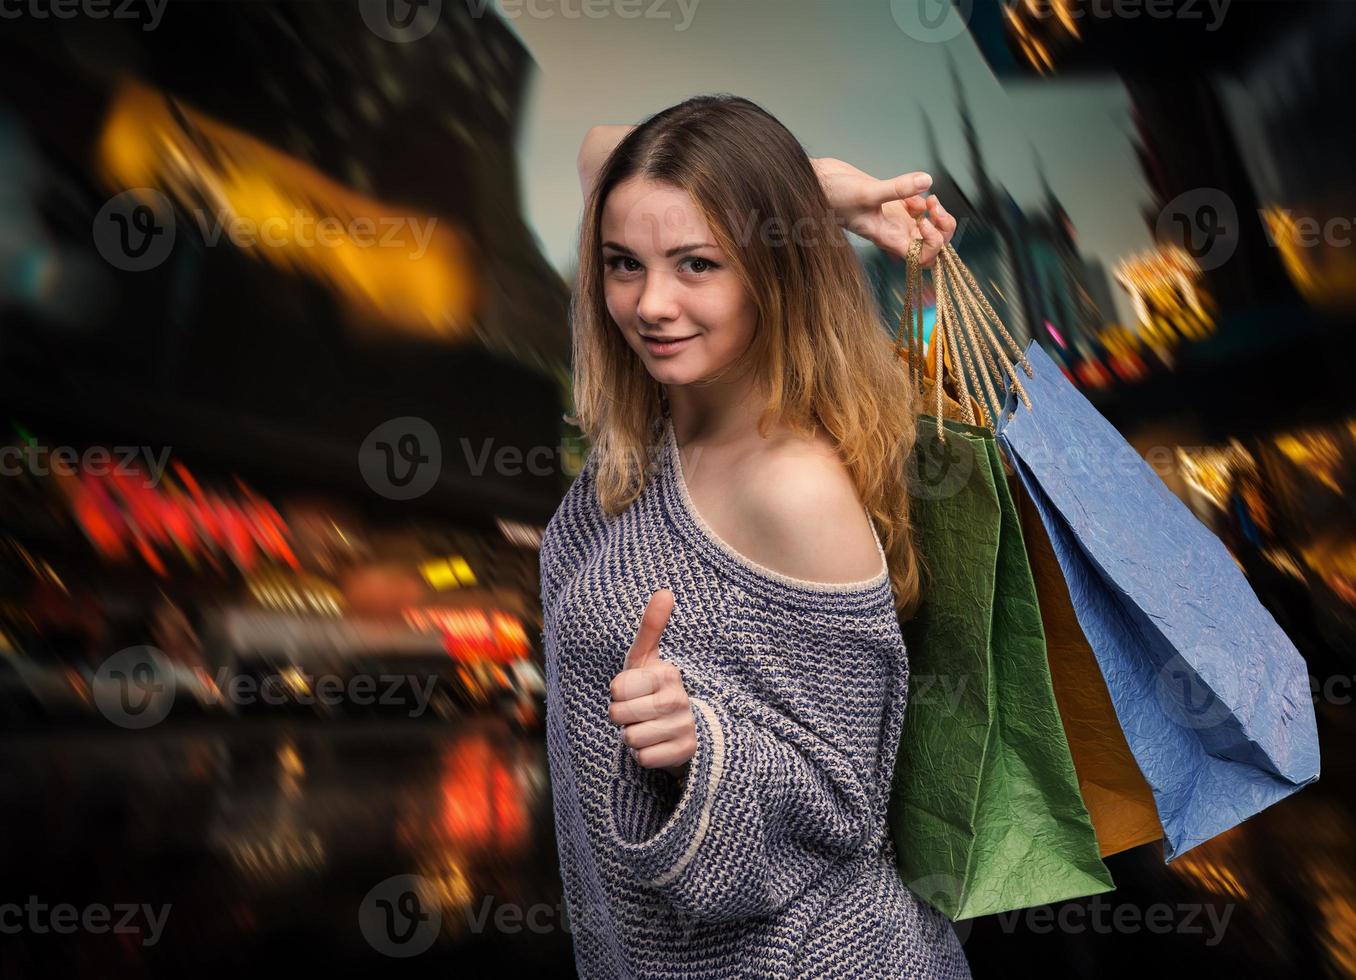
top-left (226, 828), bottom-right (325, 882)
top-left (247, 567), bottom-right (345, 615)
top-left (97, 77), bottom-right (479, 340)
top-left (450, 556), bottom-right (476, 586)
top-left (1114, 244), bottom-right (1216, 348)
top-left (1260, 204), bottom-right (1356, 308)
top-left (280, 667), bottom-right (310, 697)
top-left (420, 558), bottom-right (457, 590)
top-left (414, 855), bottom-right (475, 936)
top-left (1261, 547), bottom-right (1308, 581)
top-left (1053, 0), bottom-right (1080, 37)
top-left (1274, 428), bottom-right (1345, 495)
top-left (419, 555), bottom-right (478, 590)
top-left (1176, 439), bottom-right (1256, 513)
top-left (1169, 849), bottom-right (1250, 900)
top-left (278, 741), bottom-right (306, 778)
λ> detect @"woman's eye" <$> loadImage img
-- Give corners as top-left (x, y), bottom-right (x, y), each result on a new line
top-left (682, 257), bottom-right (719, 274)
top-left (604, 255), bottom-right (641, 273)
top-left (604, 255), bottom-right (718, 275)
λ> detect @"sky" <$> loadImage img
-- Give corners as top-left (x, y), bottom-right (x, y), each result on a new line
top-left (497, 0), bottom-right (1155, 327)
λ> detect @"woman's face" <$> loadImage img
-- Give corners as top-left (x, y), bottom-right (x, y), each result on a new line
top-left (600, 177), bottom-right (758, 386)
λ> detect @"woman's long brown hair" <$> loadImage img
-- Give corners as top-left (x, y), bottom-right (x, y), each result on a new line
top-left (566, 93), bottom-right (923, 618)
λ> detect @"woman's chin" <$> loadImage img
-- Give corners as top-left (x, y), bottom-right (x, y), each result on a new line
top-left (645, 360), bottom-right (704, 386)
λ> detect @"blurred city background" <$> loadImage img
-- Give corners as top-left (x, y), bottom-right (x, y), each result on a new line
top-left (0, 0), bottom-right (1353, 977)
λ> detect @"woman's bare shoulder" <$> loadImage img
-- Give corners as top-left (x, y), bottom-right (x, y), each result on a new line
top-left (731, 436), bottom-right (883, 584)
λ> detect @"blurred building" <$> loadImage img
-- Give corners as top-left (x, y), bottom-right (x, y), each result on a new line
top-left (966, 0), bottom-right (1356, 667)
top-left (0, 2), bottom-right (571, 519)
top-left (967, 0), bottom-right (1350, 385)
top-left (0, 2), bottom-right (573, 709)
top-left (864, 54), bottom-right (1110, 379)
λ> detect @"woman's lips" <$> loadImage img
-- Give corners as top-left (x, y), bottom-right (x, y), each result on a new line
top-left (642, 335), bottom-right (696, 356)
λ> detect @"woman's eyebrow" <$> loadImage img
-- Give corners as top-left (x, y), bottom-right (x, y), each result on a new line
top-left (601, 241), bottom-right (716, 257)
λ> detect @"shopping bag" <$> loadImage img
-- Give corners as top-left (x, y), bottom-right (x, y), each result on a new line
top-left (898, 242), bottom-right (1161, 859)
top-left (1011, 466), bottom-right (1165, 857)
top-left (994, 339), bottom-right (1322, 861)
top-left (888, 410), bottom-right (1115, 921)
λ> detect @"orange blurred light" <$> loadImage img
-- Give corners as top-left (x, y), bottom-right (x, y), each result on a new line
top-left (97, 76), bottom-right (480, 340)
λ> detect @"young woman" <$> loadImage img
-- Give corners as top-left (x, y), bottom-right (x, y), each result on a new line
top-left (539, 94), bottom-right (972, 978)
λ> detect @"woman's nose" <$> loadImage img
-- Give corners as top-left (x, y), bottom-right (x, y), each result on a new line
top-left (636, 272), bottom-right (680, 325)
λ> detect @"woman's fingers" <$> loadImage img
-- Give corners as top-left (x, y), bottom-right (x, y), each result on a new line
top-left (862, 171), bottom-right (932, 209)
top-left (917, 215), bottom-right (945, 267)
top-left (901, 195), bottom-right (957, 240)
top-left (907, 195), bottom-right (957, 238)
top-left (904, 194), bottom-right (951, 267)
top-left (609, 685), bottom-right (687, 726)
top-left (873, 199), bottom-right (916, 255)
top-left (631, 740), bottom-right (694, 770)
top-left (610, 655), bottom-right (680, 703)
top-left (932, 197), bottom-right (957, 237)
top-left (619, 715), bottom-right (690, 749)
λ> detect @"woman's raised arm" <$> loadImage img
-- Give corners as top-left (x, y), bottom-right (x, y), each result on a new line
top-left (578, 124), bottom-right (635, 200)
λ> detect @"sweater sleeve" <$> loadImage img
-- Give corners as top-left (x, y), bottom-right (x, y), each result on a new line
top-left (603, 606), bottom-right (903, 924)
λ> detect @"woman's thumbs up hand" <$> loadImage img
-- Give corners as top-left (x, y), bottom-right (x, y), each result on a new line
top-left (608, 588), bottom-right (695, 781)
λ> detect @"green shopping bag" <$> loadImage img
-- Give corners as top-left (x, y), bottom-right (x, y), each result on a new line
top-left (888, 413), bottom-right (1116, 921)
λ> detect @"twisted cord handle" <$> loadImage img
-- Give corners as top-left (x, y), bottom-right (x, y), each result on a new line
top-left (894, 232), bottom-right (1035, 441)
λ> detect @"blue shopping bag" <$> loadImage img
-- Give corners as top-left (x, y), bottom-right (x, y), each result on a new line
top-left (994, 340), bottom-right (1321, 861)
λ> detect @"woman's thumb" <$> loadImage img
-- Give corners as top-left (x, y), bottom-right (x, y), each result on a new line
top-left (623, 589), bottom-right (674, 670)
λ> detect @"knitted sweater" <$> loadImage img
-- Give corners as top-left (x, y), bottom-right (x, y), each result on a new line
top-left (539, 415), bottom-right (973, 980)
